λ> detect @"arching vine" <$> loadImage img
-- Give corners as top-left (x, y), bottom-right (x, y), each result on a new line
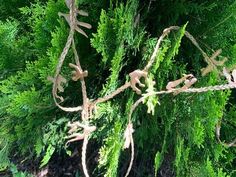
top-left (49, 0), bottom-right (236, 176)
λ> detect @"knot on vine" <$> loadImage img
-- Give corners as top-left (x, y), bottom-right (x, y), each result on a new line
top-left (58, 0), bottom-right (92, 38)
top-left (129, 70), bottom-right (148, 94)
top-left (69, 63), bottom-right (88, 81)
top-left (58, 12), bottom-right (92, 38)
top-left (166, 74), bottom-right (197, 94)
top-left (66, 121), bottom-right (96, 145)
top-left (201, 49), bottom-right (227, 76)
top-left (65, 0), bottom-right (89, 16)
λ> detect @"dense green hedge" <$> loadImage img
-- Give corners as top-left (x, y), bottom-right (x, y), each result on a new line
top-left (0, 0), bottom-right (235, 176)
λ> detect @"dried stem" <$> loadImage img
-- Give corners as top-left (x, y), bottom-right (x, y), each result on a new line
top-left (92, 82), bottom-right (131, 106)
top-left (82, 135), bottom-right (89, 177)
top-left (52, 2), bottom-right (236, 176)
top-left (124, 83), bottom-right (236, 175)
top-left (124, 130), bottom-right (134, 177)
top-left (52, 1), bottom-right (84, 112)
top-left (115, 25), bottom-right (232, 176)
top-left (143, 26), bottom-right (175, 72)
top-left (216, 120), bottom-right (236, 148)
top-left (129, 83), bottom-right (236, 127)
top-left (71, 38), bottom-right (89, 120)
top-left (53, 0), bottom-right (92, 176)
top-left (143, 26), bottom-right (226, 76)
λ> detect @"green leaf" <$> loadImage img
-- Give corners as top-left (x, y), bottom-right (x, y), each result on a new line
top-left (154, 151), bottom-right (162, 176)
top-left (40, 144), bottom-right (55, 168)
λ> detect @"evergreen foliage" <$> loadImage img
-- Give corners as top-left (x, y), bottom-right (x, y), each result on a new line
top-left (0, 0), bottom-right (235, 176)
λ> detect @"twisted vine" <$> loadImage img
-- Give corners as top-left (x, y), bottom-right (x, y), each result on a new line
top-left (51, 1), bottom-right (235, 176)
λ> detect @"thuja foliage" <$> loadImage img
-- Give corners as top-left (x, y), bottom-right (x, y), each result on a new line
top-left (0, 0), bottom-right (236, 177)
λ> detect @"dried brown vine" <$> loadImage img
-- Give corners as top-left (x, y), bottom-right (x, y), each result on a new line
top-left (50, 1), bottom-right (236, 176)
